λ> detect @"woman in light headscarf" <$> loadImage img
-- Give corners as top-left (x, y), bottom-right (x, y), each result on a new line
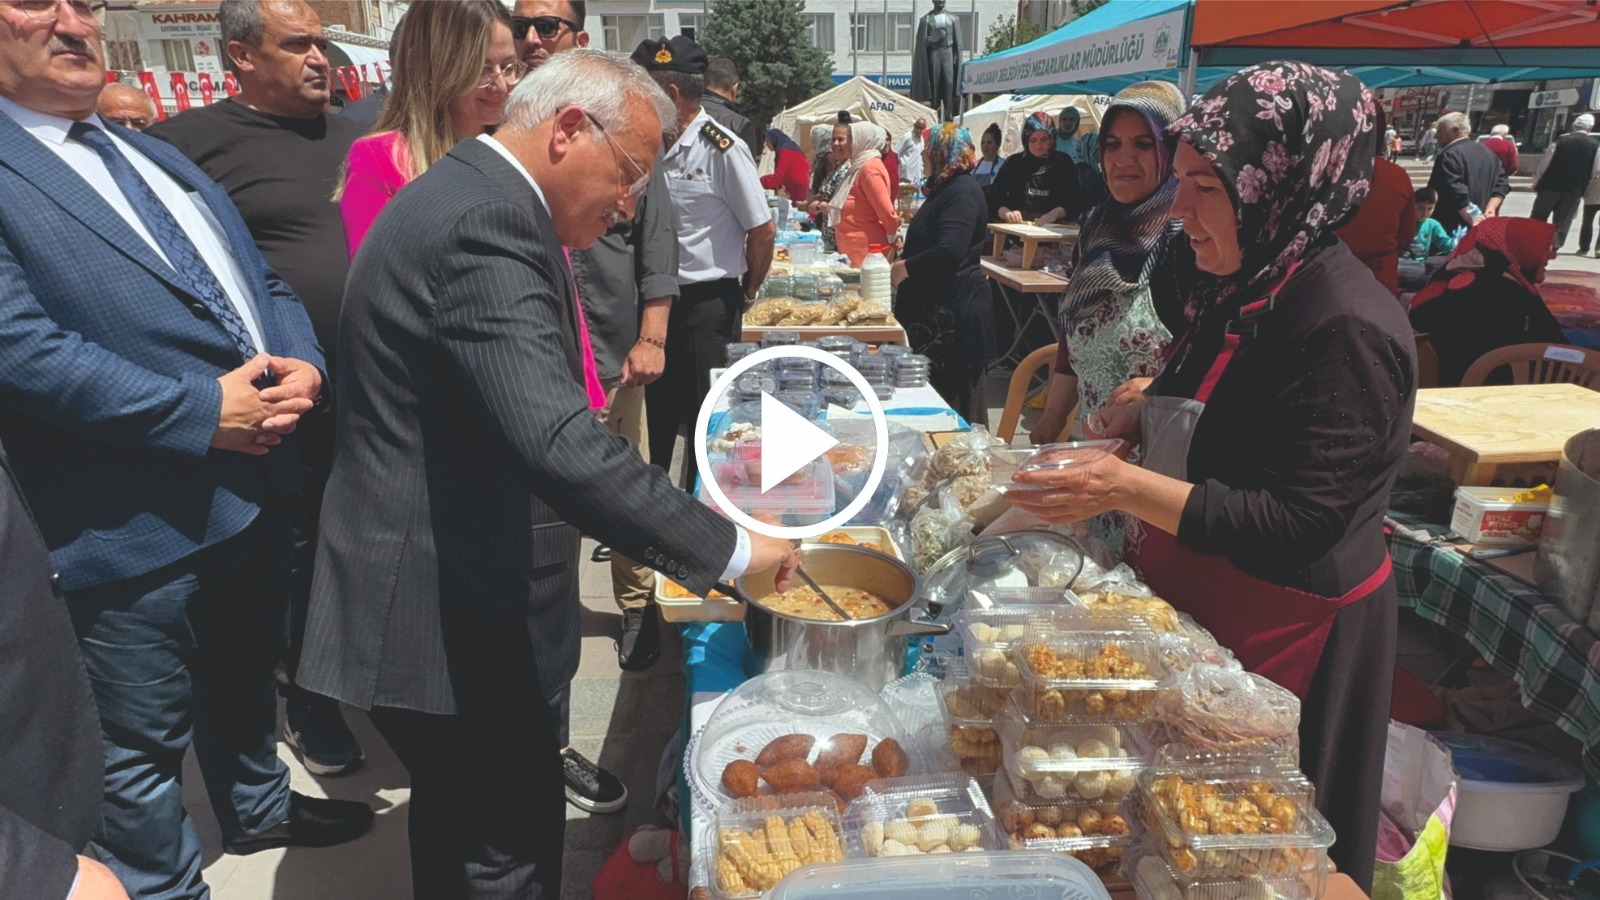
top-left (989, 111), bottom-right (1084, 224)
top-left (807, 122), bottom-right (835, 196)
top-left (1031, 81), bottom-right (1192, 446)
top-left (1008, 63), bottom-right (1416, 891)
top-left (806, 121), bottom-right (855, 250)
top-left (825, 121), bottom-right (900, 266)
top-left (891, 124), bottom-right (992, 423)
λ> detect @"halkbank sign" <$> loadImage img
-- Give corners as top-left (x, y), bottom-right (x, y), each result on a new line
top-left (963, 8), bottom-right (1185, 94)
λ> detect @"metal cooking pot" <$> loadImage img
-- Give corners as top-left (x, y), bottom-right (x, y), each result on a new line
top-left (1535, 428), bottom-right (1600, 632)
top-left (733, 543), bottom-right (945, 691)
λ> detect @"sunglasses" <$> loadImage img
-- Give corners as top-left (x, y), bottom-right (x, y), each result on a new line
top-left (511, 15), bottom-right (580, 41)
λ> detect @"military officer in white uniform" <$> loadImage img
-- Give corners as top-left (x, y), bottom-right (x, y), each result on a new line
top-left (632, 36), bottom-right (774, 489)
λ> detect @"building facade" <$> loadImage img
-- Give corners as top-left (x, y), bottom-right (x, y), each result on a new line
top-left (582, 0), bottom-right (1018, 95)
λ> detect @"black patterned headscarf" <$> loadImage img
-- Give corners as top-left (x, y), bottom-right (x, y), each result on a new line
top-left (1169, 61), bottom-right (1378, 311)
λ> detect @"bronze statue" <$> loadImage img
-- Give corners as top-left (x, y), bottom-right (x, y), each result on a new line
top-left (910, 0), bottom-right (961, 121)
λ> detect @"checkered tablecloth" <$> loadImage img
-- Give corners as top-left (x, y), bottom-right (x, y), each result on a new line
top-left (1387, 518), bottom-right (1600, 779)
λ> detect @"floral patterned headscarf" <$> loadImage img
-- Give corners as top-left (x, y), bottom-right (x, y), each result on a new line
top-left (1022, 111), bottom-right (1056, 155)
top-left (923, 123), bottom-right (976, 197)
top-left (1170, 61), bottom-right (1378, 311)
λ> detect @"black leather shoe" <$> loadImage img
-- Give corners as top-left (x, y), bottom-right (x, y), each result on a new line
top-left (225, 792), bottom-right (375, 855)
top-left (591, 545), bottom-right (613, 563)
top-left (616, 607), bottom-right (660, 672)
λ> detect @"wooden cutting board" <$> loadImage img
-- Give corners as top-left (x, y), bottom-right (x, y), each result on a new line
top-left (1412, 383), bottom-right (1600, 485)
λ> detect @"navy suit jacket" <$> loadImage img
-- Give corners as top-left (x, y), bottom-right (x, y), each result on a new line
top-left (0, 110), bottom-right (323, 591)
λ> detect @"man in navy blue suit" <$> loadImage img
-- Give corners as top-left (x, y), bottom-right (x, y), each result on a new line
top-left (0, 2), bottom-right (372, 897)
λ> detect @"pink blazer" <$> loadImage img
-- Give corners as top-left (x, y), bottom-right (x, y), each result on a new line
top-left (340, 132), bottom-right (606, 409)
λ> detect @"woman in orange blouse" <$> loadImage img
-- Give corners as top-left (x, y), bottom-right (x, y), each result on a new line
top-left (826, 122), bottom-right (901, 265)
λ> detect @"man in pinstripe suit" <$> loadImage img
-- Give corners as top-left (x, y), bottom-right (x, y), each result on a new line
top-left (298, 50), bottom-right (798, 898)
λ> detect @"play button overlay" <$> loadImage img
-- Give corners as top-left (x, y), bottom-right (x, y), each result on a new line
top-left (758, 392), bottom-right (839, 493)
top-left (696, 345), bottom-right (890, 540)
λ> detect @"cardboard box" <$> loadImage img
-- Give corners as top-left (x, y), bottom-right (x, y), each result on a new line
top-left (1451, 485), bottom-right (1549, 546)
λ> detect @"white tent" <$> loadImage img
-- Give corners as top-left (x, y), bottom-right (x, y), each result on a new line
top-left (960, 93), bottom-right (1107, 157)
top-left (769, 76), bottom-right (938, 157)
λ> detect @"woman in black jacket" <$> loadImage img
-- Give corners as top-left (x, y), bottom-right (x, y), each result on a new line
top-left (891, 124), bottom-right (993, 424)
top-left (988, 111), bottom-right (1085, 225)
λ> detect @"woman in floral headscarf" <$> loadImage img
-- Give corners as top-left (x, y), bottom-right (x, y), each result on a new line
top-left (1007, 63), bottom-right (1416, 891)
top-left (891, 124), bottom-right (993, 423)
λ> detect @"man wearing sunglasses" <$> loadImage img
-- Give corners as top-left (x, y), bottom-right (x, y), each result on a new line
top-left (512, 0), bottom-right (585, 71)
top-left (632, 35), bottom-right (774, 495)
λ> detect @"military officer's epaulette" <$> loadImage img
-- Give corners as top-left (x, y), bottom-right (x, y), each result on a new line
top-left (699, 119), bottom-right (735, 153)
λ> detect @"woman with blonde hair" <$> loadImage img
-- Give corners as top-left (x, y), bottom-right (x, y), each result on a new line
top-left (338, 0), bottom-right (521, 255)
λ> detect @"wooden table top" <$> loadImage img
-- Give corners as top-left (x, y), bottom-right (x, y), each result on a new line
top-left (980, 258), bottom-right (1069, 293)
top-left (988, 222), bottom-right (1081, 240)
top-left (1413, 383), bottom-right (1600, 466)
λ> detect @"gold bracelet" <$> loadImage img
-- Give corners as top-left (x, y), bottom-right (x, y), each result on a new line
top-left (637, 336), bottom-right (666, 350)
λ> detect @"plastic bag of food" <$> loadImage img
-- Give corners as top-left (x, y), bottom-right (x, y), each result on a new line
top-left (816, 296), bottom-right (859, 325)
top-left (743, 297), bottom-right (796, 326)
top-left (911, 499), bottom-right (975, 572)
top-left (1151, 663), bottom-right (1301, 759)
top-left (928, 427), bottom-right (996, 481)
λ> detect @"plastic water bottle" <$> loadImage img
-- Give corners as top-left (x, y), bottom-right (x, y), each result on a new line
top-left (861, 245), bottom-right (892, 306)
top-left (1466, 202), bottom-right (1483, 221)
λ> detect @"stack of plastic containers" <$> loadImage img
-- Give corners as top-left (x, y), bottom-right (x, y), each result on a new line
top-left (937, 663), bottom-right (1007, 779)
top-left (894, 354), bottom-right (931, 388)
top-left (762, 331), bottom-right (801, 348)
top-left (726, 342), bottom-right (760, 367)
top-left (1011, 615), bottom-right (1170, 724)
top-left (1129, 753), bottom-right (1335, 899)
top-left (852, 355), bottom-right (894, 402)
top-left (840, 773), bottom-right (1000, 858)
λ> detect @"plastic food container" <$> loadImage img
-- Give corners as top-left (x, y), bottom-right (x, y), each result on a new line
top-left (1129, 841), bottom-right (1324, 900)
top-left (762, 331), bottom-right (801, 347)
top-left (809, 525), bottom-right (901, 562)
top-left (689, 669), bottom-right (910, 810)
top-left (991, 770), bottom-right (1138, 875)
top-left (816, 335), bottom-right (856, 353)
top-left (1136, 759), bottom-right (1334, 885)
top-left (1013, 616), bottom-right (1169, 723)
top-left (654, 571), bottom-right (743, 623)
top-left (774, 390), bottom-right (822, 422)
top-left (699, 458), bottom-right (836, 527)
top-left (1451, 485), bottom-right (1550, 546)
top-left (823, 387), bottom-right (861, 410)
top-left (920, 531), bottom-right (1088, 622)
top-left (997, 441), bottom-right (1128, 493)
top-left (711, 792), bottom-right (846, 898)
top-left (955, 605), bottom-right (1071, 688)
top-left (726, 342), bottom-right (760, 366)
top-left (776, 371), bottom-right (820, 393)
top-left (996, 699), bottom-right (1150, 804)
top-left (841, 773), bottom-right (999, 858)
top-left (1075, 585), bottom-right (1184, 633)
top-left (733, 373), bottom-right (778, 404)
top-left (939, 669), bottom-right (1008, 777)
top-left (1431, 730), bottom-right (1585, 851)
top-left (767, 851), bottom-right (1110, 900)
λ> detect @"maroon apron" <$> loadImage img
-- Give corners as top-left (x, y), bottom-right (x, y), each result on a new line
top-left (1125, 275), bottom-right (1392, 699)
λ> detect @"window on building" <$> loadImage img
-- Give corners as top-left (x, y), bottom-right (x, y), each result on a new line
top-left (802, 13), bottom-right (834, 52)
top-left (678, 12), bottom-right (701, 40)
top-left (601, 14), bottom-right (666, 52)
top-left (106, 39), bottom-right (142, 72)
top-left (161, 39), bottom-right (195, 72)
top-left (850, 12), bottom-right (913, 53)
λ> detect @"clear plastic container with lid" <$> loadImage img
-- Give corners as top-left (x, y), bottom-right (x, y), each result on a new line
top-left (1135, 755), bottom-right (1334, 886)
top-left (920, 531), bottom-right (1088, 622)
top-left (991, 770), bottom-right (1138, 876)
top-left (1013, 613), bottom-right (1169, 723)
top-left (996, 697), bottom-right (1150, 804)
top-left (861, 245), bottom-right (893, 307)
top-left (776, 370), bottom-right (820, 393)
top-left (773, 390), bottom-right (822, 422)
top-left (955, 604), bottom-right (1076, 688)
top-left (996, 440), bottom-right (1128, 494)
top-left (711, 791), bottom-right (846, 898)
top-left (762, 331), bottom-right (801, 347)
top-left (698, 457), bottom-right (835, 527)
top-left (841, 773), bottom-right (999, 858)
top-left (1129, 842), bottom-right (1325, 900)
top-left (767, 851), bottom-right (1107, 900)
top-left (938, 664), bottom-right (1007, 778)
top-left (688, 669), bottom-right (910, 810)
top-left (726, 342), bottom-right (760, 366)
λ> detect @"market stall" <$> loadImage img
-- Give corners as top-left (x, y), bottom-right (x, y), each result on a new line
top-left (666, 421), bottom-right (1373, 898)
top-left (960, 93), bottom-right (1105, 158)
top-left (767, 77), bottom-right (938, 161)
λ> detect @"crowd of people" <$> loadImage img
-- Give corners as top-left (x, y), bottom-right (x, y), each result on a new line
top-left (0, 0), bottom-right (1594, 898)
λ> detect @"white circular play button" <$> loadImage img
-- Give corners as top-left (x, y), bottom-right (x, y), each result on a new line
top-left (695, 345), bottom-right (890, 540)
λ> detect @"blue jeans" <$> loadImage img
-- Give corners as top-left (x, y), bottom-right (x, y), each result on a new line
top-left (67, 503), bottom-right (294, 899)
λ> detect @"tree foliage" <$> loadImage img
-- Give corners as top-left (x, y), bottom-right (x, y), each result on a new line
top-left (1069, 0), bottom-right (1110, 17)
top-left (982, 13), bottom-right (1047, 56)
top-left (700, 0), bottom-right (835, 134)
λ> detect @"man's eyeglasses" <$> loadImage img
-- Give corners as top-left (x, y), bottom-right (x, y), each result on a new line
top-left (511, 15), bottom-right (581, 41)
top-left (477, 60), bottom-right (529, 90)
top-left (7, 0), bottom-right (105, 22)
top-left (583, 110), bottom-right (649, 199)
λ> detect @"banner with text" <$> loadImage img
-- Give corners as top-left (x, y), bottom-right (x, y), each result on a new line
top-left (962, 7), bottom-right (1185, 95)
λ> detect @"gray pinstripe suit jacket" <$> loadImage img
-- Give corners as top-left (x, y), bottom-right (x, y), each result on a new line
top-left (299, 139), bottom-right (737, 715)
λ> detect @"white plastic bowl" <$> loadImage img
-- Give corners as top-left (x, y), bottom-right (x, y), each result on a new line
top-left (1433, 731), bottom-right (1586, 852)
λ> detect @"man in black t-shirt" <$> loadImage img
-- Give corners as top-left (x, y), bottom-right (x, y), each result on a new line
top-left (148, 0), bottom-right (364, 778)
